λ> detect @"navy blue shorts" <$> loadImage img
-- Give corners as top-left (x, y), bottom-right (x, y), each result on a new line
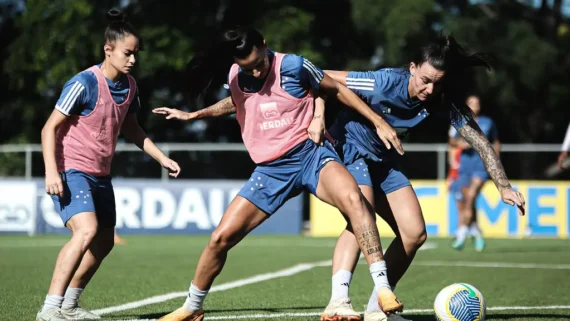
top-left (449, 179), bottom-right (467, 201)
top-left (338, 142), bottom-right (411, 196)
top-left (458, 153), bottom-right (489, 184)
top-left (238, 139), bottom-right (342, 215)
top-left (50, 169), bottom-right (116, 226)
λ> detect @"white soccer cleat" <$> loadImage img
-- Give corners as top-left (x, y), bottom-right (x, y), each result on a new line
top-left (321, 297), bottom-right (361, 321)
top-left (36, 307), bottom-right (67, 321)
top-left (61, 306), bottom-right (101, 320)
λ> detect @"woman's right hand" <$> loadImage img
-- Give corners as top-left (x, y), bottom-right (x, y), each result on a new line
top-left (375, 119), bottom-right (404, 155)
top-left (45, 171), bottom-right (64, 197)
top-left (152, 107), bottom-right (195, 121)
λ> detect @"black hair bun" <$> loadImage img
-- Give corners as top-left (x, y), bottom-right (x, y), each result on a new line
top-left (107, 9), bottom-right (125, 22)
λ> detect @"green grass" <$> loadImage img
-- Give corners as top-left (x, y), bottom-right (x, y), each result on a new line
top-left (1, 235), bottom-right (569, 320)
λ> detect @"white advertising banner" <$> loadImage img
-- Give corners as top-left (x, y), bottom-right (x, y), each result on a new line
top-left (0, 181), bottom-right (37, 235)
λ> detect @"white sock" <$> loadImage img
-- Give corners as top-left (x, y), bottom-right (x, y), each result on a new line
top-left (41, 294), bottom-right (64, 312)
top-left (366, 286), bottom-right (380, 312)
top-left (330, 269), bottom-right (352, 302)
top-left (62, 287), bottom-right (83, 309)
top-left (469, 222), bottom-right (482, 238)
top-left (369, 261), bottom-right (390, 289)
top-left (455, 225), bottom-right (469, 243)
top-left (184, 281), bottom-right (209, 312)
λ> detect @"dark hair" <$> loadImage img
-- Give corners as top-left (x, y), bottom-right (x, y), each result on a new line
top-left (104, 9), bottom-right (139, 45)
top-left (412, 35), bottom-right (492, 73)
top-left (185, 27), bottom-right (265, 98)
top-left (412, 35), bottom-right (493, 121)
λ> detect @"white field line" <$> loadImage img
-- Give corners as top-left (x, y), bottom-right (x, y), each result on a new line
top-left (414, 261), bottom-right (570, 270)
top-left (91, 260), bottom-right (332, 316)
top-left (356, 260), bottom-right (570, 270)
top-left (94, 243), bottom-right (439, 316)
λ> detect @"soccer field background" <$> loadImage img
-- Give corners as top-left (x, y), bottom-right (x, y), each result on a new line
top-left (2, 235), bottom-right (569, 321)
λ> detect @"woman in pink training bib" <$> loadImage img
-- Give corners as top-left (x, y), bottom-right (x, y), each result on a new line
top-left (37, 9), bottom-right (180, 321)
top-left (154, 27), bottom-right (405, 321)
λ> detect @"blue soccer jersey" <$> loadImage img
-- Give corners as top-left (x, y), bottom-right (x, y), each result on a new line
top-left (330, 68), bottom-right (471, 162)
top-left (224, 49), bottom-right (323, 98)
top-left (55, 64), bottom-right (140, 116)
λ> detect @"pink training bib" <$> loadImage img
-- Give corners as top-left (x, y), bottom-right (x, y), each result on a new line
top-left (229, 52), bottom-right (315, 164)
top-left (55, 66), bottom-right (136, 176)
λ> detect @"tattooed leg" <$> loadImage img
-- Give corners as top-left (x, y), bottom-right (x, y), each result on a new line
top-left (314, 161), bottom-right (385, 264)
top-left (354, 224), bottom-right (384, 263)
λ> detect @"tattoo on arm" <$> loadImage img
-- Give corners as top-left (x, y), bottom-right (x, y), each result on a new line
top-left (353, 223), bottom-right (383, 263)
top-left (458, 121), bottom-right (511, 191)
top-left (195, 96), bottom-right (237, 119)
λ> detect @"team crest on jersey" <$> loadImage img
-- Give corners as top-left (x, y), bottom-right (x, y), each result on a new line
top-left (259, 102), bottom-right (280, 119)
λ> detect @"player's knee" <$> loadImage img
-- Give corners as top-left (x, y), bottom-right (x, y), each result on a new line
top-left (415, 229), bottom-right (428, 248)
top-left (208, 229), bottom-right (237, 252)
top-left (340, 190), bottom-right (367, 218)
top-left (466, 189), bottom-right (479, 202)
top-left (402, 225), bottom-right (427, 250)
top-left (72, 227), bottom-right (98, 250)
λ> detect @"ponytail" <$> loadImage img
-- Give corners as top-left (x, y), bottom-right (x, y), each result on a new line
top-left (412, 35), bottom-right (492, 73)
top-left (412, 34), bottom-right (493, 120)
top-left (186, 27), bottom-right (265, 98)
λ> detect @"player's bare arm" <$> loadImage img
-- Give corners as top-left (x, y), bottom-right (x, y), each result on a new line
top-left (153, 96), bottom-right (236, 120)
top-left (457, 118), bottom-right (526, 214)
top-left (319, 73), bottom-right (404, 155)
top-left (194, 96), bottom-right (237, 119)
top-left (323, 70), bottom-right (350, 86)
top-left (457, 118), bottom-right (510, 192)
top-left (307, 96), bottom-right (326, 145)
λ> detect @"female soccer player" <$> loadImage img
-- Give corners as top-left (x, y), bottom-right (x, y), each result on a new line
top-left (153, 26), bottom-right (404, 321)
top-left (37, 9), bottom-right (180, 321)
top-left (449, 95), bottom-right (500, 252)
top-left (317, 35), bottom-right (525, 321)
top-left (447, 139), bottom-right (467, 249)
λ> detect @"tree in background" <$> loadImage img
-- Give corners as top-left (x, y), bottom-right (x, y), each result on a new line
top-left (1, 0), bottom-right (569, 178)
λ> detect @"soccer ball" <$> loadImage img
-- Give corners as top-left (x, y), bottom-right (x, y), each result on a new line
top-left (433, 283), bottom-right (486, 321)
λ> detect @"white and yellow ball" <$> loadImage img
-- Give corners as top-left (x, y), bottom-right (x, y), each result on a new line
top-left (434, 283), bottom-right (486, 321)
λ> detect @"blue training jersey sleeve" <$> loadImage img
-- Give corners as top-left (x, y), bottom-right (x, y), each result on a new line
top-left (128, 86), bottom-right (141, 114)
top-left (55, 73), bottom-right (92, 116)
top-left (345, 70), bottom-right (387, 105)
top-left (297, 56), bottom-right (324, 92)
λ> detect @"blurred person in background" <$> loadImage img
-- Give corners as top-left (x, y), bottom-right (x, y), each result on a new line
top-left (448, 95), bottom-right (499, 252)
top-left (446, 144), bottom-right (465, 243)
top-left (557, 123), bottom-right (570, 169)
top-left (114, 229), bottom-right (126, 245)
